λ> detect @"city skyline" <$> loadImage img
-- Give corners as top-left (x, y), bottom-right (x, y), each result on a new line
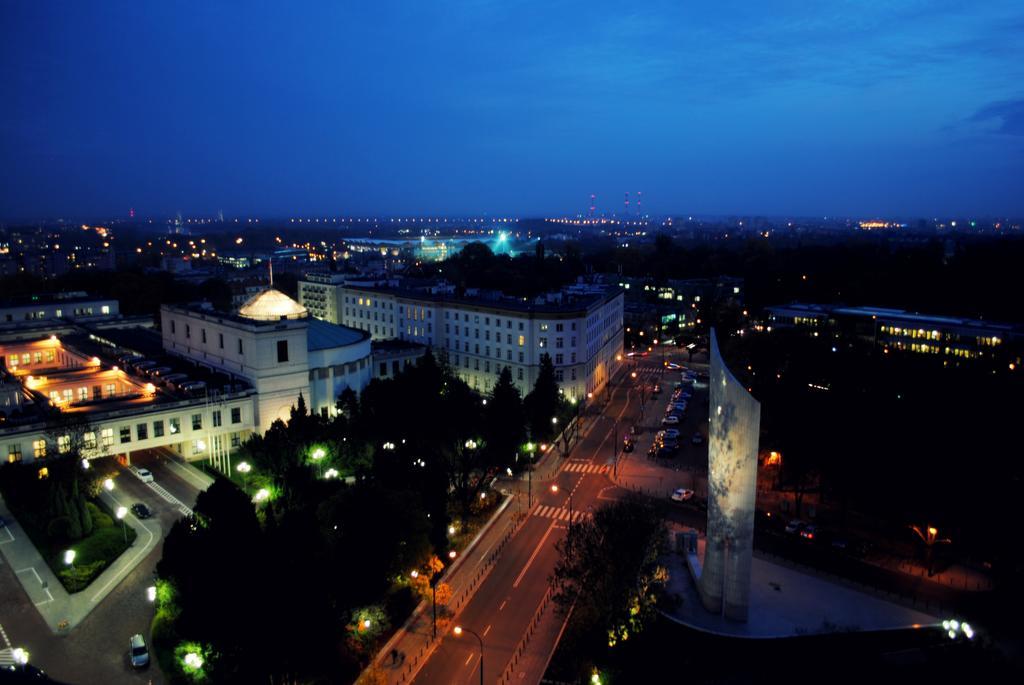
top-left (2, 1), bottom-right (1024, 220)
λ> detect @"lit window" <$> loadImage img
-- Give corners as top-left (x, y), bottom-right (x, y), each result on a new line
top-left (32, 439), bottom-right (47, 459)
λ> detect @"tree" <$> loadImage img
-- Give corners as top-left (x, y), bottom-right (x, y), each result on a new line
top-left (551, 495), bottom-right (668, 650)
top-left (483, 367), bottom-right (527, 471)
top-left (524, 353), bottom-right (561, 442)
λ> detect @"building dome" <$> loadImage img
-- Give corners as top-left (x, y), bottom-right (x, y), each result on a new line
top-left (237, 288), bottom-right (308, 321)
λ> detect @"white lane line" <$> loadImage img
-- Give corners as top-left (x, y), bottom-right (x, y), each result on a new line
top-left (483, 624), bottom-right (492, 637)
top-left (513, 518), bottom-right (557, 589)
top-left (0, 525), bottom-right (14, 544)
top-left (0, 617), bottom-right (11, 647)
top-left (464, 653), bottom-right (474, 666)
top-left (498, 600), bottom-right (507, 611)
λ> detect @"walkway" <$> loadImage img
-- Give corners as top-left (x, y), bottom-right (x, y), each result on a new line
top-left (0, 490), bottom-right (163, 633)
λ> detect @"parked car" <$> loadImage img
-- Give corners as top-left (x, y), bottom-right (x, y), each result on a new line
top-left (662, 428), bottom-right (681, 440)
top-left (661, 415), bottom-right (680, 427)
top-left (670, 488), bottom-right (695, 502)
top-left (669, 402), bottom-right (687, 413)
top-left (145, 366), bottom-right (173, 378)
top-left (691, 432), bottom-right (703, 445)
top-left (622, 437), bottom-right (634, 453)
top-left (784, 519), bottom-right (806, 535)
top-left (135, 468), bottom-right (154, 484)
top-left (129, 633), bottom-right (150, 668)
top-left (656, 446), bottom-right (675, 459)
top-left (130, 503), bottom-right (152, 519)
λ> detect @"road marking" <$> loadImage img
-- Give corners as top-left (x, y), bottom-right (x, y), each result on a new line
top-left (483, 624), bottom-right (491, 637)
top-left (498, 600), bottom-right (507, 611)
top-left (464, 653), bottom-right (474, 666)
top-left (0, 617), bottom-right (11, 647)
top-left (513, 518), bottom-right (557, 589)
top-left (0, 525), bottom-right (14, 544)
top-left (563, 463), bottom-right (609, 474)
top-left (478, 543), bottom-right (493, 561)
top-left (147, 482), bottom-right (194, 517)
top-left (15, 567), bottom-right (54, 605)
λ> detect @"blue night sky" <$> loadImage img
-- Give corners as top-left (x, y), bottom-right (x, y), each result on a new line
top-left (1, 1), bottom-right (1023, 220)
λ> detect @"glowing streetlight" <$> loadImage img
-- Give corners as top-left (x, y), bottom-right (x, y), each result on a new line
top-left (465, 439), bottom-right (478, 450)
top-left (311, 447), bottom-right (326, 477)
top-left (64, 549), bottom-right (76, 566)
top-left (184, 652), bottom-right (204, 669)
top-left (410, 570), bottom-right (419, 579)
top-left (236, 461), bottom-right (251, 474)
top-left (103, 478), bottom-right (114, 491)
top-left (363, 618), bottom-right (372, 629)
top-left (12, 647), bottom-right (28, 666)
top-left (448, 550), bottom-right (457, 560)
top-left (552, 417), bottom-right (558, 425)
top-left (448, 525), bottom-right (456, 535)
top-left (116, 506), bottom-right (128, 544)
top-left (452, 625), bottom-right (485, 685)
top-left (81, 458), bottom-right (90, 470)
top-left (324, 468), bottom-right (339, 479)
top-left (147, 586), bottom-right (157, 602)
top-left (253, 488), bottom-right (270, 503)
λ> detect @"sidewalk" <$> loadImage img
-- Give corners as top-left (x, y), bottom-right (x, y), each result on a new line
top-left (0, 492), bottom-right (162, 633)
top-left (361, 497), bottom-right (528, 685)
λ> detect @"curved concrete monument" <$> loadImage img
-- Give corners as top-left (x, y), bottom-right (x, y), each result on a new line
top-left (698, 329), bottom-right (761, 621)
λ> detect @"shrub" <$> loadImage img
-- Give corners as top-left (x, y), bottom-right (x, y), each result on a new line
top-left (59, 560), bottom-right (106, 593)
top-left (87, 501), bottom-right (113, 528)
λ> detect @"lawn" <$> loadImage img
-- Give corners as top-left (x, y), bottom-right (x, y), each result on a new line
top-left (15, 496), bottom-right (137, 593)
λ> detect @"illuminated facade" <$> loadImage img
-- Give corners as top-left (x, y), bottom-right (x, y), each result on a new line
top-left (765, 303), bottom-right (1021, 368)
top-left (302, 278), bottom-right (624, 399)
top-left (699, 329), bottom-right (761, 621)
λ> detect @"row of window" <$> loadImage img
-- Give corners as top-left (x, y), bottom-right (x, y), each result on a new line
top-left (5, 407), bottom-right (243, 461)
top-left (3, 305), bottom-right (110, 323)
top-left (6, 350), bottom-right (56, 367)
top-left (170, 319), bottom-right (245, 355)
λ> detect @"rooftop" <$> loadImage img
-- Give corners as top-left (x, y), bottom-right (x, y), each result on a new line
top-left (342, 280), bottom-right (622, 315)
top-left (307, 318), bottom-right (368, 351)
top-left (237, 288), bottom-right (308, 321)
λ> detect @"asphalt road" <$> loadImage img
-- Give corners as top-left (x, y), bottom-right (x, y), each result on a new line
top-left (0, 448), bottom-right (206, 684)
top-left (412, 361), bottom-right (666, 685)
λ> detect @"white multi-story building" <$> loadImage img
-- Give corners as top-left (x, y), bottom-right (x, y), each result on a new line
top-left (297, 272), bottom-right (346, 323)
top-left (161, 288), bottom-right (372, 431)
top-left (299, 277), bottom-right (624, 399)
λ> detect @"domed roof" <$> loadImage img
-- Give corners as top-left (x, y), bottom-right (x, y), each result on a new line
top-left (237, 288), bottom-right (308, 321)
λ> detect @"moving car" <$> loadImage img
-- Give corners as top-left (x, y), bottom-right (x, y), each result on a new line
top-left (135, 468), bottom-right (154, 484)
top-left (622, 437), bottom-right (634, 453)
top-left (130, 503), bottom-right (152, 519)
top-left (129, 633), bottom-right (150, 668)
top-left (670, 488), bottom-right (694, 502)
top-left (799, 524), bottom-right (818, 541)
top-left (666, 362), bottom-right (682, 370)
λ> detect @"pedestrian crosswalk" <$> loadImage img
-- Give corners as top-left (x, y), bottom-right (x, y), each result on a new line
top-left (148, 482), bottom-right (193, 517)
top-left (563, 462), bottom-right (609, 474)
top-left (531, 504), bottom-right (592, 523)
top-left (0, 648), bottom-right (13, 666)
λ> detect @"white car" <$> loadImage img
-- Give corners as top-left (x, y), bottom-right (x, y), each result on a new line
top-left (661, 415), bottom-right (680, 426)
top-left (671, 488), bottom-right (694, 502)
top-left (135, 468), bottom-right (154, 484)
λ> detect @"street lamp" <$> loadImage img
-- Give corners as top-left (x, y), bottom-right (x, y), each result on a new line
top-left (103, 478), bottom-right (114, 491)
top-left (116, 506), bottom-right (128, 544)
top-left (452, 625), bottom-right (485, 685)
top-left (552, 484), bottom-right (574, 553)
top-left (311, 447), bottom-right (326, 477)
top-left (64, 549), bottom-right (76, 568)
top-left (465, 439), bottom-right (478, 450)
top-left (147, 585), bottom-right (157, 602)
top-left (324, 468), bottom-right (339, 479)
top-left (12, 647), bottom-right (28, 670)
top-left (236, 461), bottom-right (251, 491)
top-left (253, 488), bottom-right (270, 503)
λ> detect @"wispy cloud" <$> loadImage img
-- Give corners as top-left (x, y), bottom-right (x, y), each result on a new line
top-left (968, 99), bottom-right (1024, 136)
